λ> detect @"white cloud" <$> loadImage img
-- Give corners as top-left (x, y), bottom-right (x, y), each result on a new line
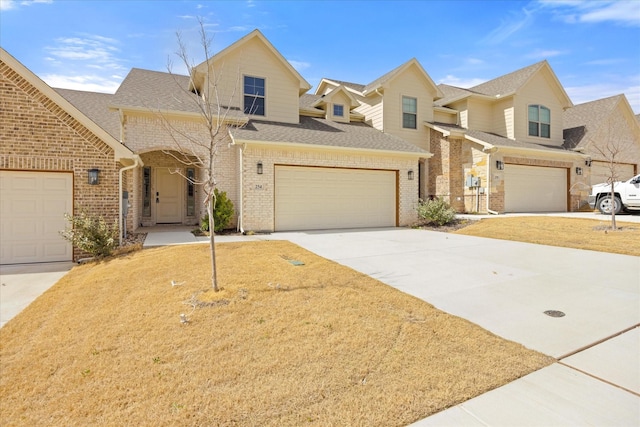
top-left (45, 34), bottom-right (126, 72)
top-left (41, 73), bottom-right (122, 93)
top-left (438, 75), bottom-right (487, 88)
top-left (482, 7), bottom-right (535, 44)
top-left (0, 0), bottom-right (51, 10)
top-left (538, 0), bottom-right (640, 27)
top-left (288, 60), bottom-right (310, 72)
top-left (525, 49), bottom-right (566, 59)
top-left (566, 82), bottom-right (640, 113)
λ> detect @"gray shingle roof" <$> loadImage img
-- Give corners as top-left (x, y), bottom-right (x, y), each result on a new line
top-left (111, 68), bottom-right (246, 119)
top-left (232, 116), bottom-right (428, 155)
top-left (55, 88), bottom-right (120, 140)
top-left (427, 121), bottom-right (575, 154)
top-left (324, 79), bottom-right (366, 93)
top-left (562, 95), bottom-right (622, 149)
top-left (435, 61), bottom-right (547, 107)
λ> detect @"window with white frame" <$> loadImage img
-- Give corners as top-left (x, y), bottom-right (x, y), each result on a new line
top-left (244, 76), bottom-right (265, 116)
top-left (402, 96), bottom-right (417, 129)
top-left (528, 105), bottom-right (550, 138)
top-left (333, 104), bottom-right (344, 117)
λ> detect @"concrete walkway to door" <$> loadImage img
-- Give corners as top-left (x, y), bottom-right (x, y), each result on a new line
top-left (265, 228), bottom-right (639, 426)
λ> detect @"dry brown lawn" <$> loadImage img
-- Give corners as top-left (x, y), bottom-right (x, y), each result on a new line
top-left (453, 216), bottom-right (639, 256)
top-left (0, 241), bottom-right (552, 426)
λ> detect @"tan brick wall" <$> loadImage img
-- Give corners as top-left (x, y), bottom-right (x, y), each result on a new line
top-left (427, 130), bottom-right (465, 211)
top-left (241, 146), bottom-right (419, 232)
top-left (123, 114), bottom-right (239, 229)
top-left (1, 59), bottom-right (121, 261)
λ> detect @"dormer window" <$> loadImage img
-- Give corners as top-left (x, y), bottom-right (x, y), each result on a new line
top-left (244, 76), bottom-right (265, 116)
top-left (402, 96), bottom-right (417, 129)
top-left (528, 105), bottom-right (550, 138)
top-left (333, 104), bottom-right (344, 117)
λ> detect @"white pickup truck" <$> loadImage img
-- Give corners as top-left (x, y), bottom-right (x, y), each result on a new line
top-left (588, 173), bottom-right (640, 214)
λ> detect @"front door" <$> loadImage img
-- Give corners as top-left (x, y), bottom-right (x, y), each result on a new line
top-left (156, 168), bottom-right (182, 223)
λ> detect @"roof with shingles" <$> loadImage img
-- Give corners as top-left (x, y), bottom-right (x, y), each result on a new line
top-left (435, 61), bottom-right (548, 106)
top-left (110, 68), bottom-right (247, 119)
top-left (232, 116), bottom-right (429, 155)
top-left (562, 95), bottom-right (623, 150)
top-left (56, 88), bottom-right (120, 140)
top-left (427, 121), bottom-right (576, 154)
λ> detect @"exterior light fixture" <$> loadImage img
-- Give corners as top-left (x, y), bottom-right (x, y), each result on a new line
top-left (88, 168), bottom-right (100, 185)
top-left (257, 161), bottom-right (263, 175)
top-left (576, 167), bottom-right (583, 175)
top-left (496, 161), bottom-right (504, 171)
top-left (408, 170), bottom-right (414, 180)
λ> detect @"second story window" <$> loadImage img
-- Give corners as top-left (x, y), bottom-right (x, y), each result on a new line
top-left (528, 105), bottom-right (550, 138)
top-left (244, 76), bottom-right (265, 116)
top-left (402, 96), bottom-right (417, 129)
top-left (333, 104), bottom-right (344, 117)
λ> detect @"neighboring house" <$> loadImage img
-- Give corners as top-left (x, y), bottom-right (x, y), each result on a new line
top-left (563, 94), bottom-right (640, 188)
top-left (0, 48), bottom-right (139, 264)
top-left (425, 60), bottom-right (588, 213)
top-left (2, 30), bottom-right (639, 265)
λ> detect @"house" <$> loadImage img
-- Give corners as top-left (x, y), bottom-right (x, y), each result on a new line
top-left (2, 29), bottom-right (638, 265)
top-left (0, 48), bottom-right (139, 264)
top-left (425, 60), bottom-right (588, 213)
top-left (563, 94), bottom-right (640, 186)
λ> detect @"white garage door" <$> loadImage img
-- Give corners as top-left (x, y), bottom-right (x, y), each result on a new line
top-left (504, 165), bottom-right (567, 212)
top-left (275, 166), bottom-right (396, 231)
top-left (591, 161), bottom-right (635, 185)
top-left (0, 171), bottom-right (73, 264)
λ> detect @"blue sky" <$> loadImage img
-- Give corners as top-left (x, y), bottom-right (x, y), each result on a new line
top-left (2, 0), bottom-right (639, 112)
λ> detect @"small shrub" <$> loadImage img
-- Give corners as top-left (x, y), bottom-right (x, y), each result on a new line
top-left (201, 188), bottom-right (235, 233)
top-left (417, 198), bottom-right (457, 226)
top-left (60, 211), bottom-right (119, 258)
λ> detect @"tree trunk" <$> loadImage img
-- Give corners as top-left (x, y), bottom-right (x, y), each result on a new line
top-left (208, 197), bottom-right (219, 291)
top-left (610, 184), bottom-right (617, 230)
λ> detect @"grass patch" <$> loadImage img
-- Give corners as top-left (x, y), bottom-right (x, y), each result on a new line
top-left (0, 241), bottom-right (551, 426)
top-left (454, 216), bottom-right (639, 256)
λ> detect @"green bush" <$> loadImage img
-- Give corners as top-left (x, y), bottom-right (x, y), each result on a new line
top-left (201, 188), bottom-right (235, 233)
top-left (417, 198), bottom-right (457, 226)
top-left (60, 211), bottom-right (119, 258)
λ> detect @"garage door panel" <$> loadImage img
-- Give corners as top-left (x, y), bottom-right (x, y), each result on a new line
top-left (1, 171), bottom-right (73, 264)
top-left (591, 162), bottom-right (635, 185)
top-left (504, 165), bottom-right (567, 212)
top-left (275, 166), bottom-right (396, 231)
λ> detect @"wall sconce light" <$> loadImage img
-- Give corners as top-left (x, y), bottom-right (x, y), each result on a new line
top-left (576, 167), bottom-right (583, 175)
top-left (408, 170), bottom-right (414, 180)
top-left (496, 161), bottom-right (504, 171)
top-left (88, 168), bottom-right (100, 185)
top-left (585, 159), bottom-right (592, 167)
top-left (257, 161), bottom-right (263, 175)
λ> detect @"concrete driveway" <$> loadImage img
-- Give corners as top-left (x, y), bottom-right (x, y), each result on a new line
top-left (268, 228), bottom-right (640, 425)
top-left (0, 262), bottom-right (74, 328)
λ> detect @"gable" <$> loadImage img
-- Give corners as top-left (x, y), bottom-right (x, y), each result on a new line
top-left (0, 48), bottom-right (134, 163)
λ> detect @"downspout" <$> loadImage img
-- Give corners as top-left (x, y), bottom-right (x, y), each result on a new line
top-left (237, 142), bottom-right (246, 234)
top-left (485, 148), bottom-right (499, 215)
top-left (119, 155), bottom-right (141, 245)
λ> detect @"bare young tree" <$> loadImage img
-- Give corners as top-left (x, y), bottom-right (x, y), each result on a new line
top-left (156, 19), bottom-right (241, 291)
top-left (590, 116), bottom-right (636, 230)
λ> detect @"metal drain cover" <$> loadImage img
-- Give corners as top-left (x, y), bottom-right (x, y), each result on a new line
top-left (544, 310), bottom-right (565, 318)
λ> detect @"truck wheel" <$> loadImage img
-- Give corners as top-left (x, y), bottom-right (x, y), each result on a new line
top-left (597, 195), bottom-right (622, 214)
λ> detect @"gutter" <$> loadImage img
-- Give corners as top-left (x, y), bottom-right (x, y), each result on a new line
top-left (119, 155), bottom-right (142, 245)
